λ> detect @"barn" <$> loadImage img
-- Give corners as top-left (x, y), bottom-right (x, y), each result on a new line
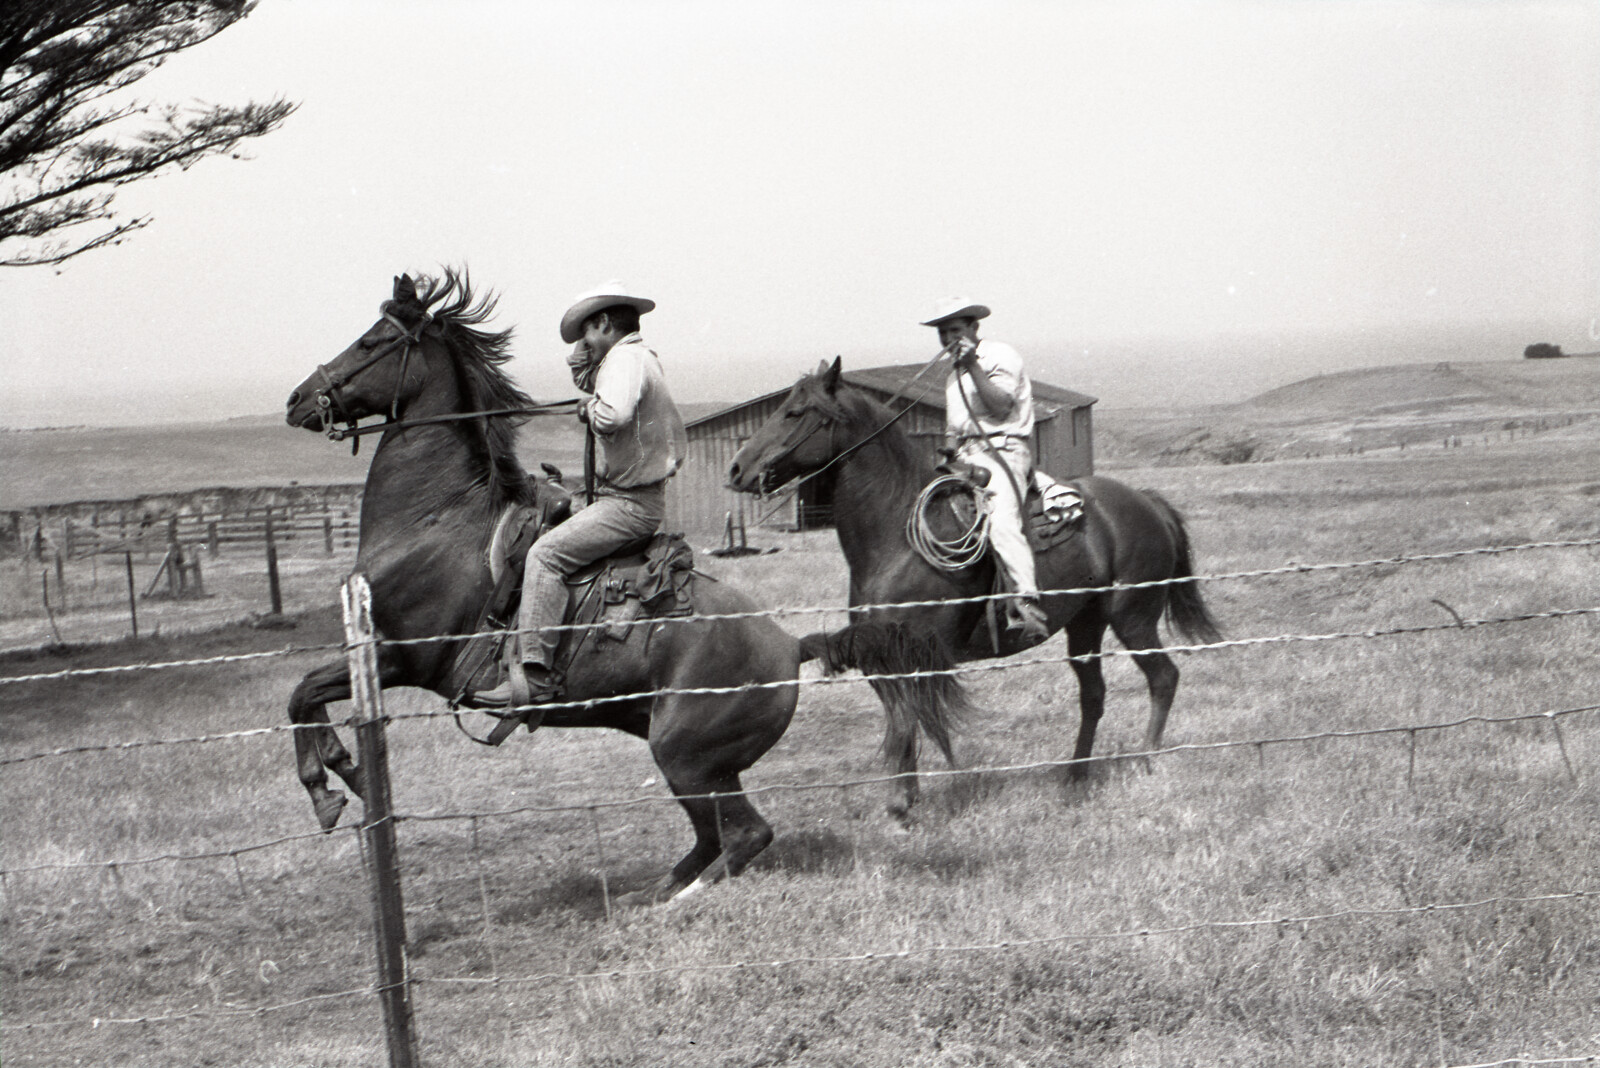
top-left (665, 361), bottom-right (1096, 539)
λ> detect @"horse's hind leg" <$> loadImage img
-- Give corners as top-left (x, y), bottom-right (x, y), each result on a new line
top-left (1065, 613), bottom-right (1109, 780)
top-left (288, 661), bottom-right (365, 831)
top-left (622, 772), bottom-right (773, 907)
top-left (1109, 600), bottom-right (1180, 752)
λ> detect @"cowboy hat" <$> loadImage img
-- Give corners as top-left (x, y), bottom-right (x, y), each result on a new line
top-left (560, 282), bottom-right (656, 344)
top-left (918, 297), bottom-right (991, 327)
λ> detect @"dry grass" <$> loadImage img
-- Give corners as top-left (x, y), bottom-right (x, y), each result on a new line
top-left (3, 428), bottom-right (1600, 1066)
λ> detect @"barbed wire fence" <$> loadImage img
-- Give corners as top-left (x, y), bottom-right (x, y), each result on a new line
top-left (1, 536), bottom-right (1597, 1065)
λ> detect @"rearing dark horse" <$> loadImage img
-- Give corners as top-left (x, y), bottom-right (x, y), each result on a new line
top-left (728, 358), bottom-right (1219, 817)
top-left (284, 272), bottom-right (799, 904)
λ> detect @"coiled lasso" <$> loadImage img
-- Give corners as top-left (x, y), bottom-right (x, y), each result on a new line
top-left (905, 475), bottom-right (990, 571)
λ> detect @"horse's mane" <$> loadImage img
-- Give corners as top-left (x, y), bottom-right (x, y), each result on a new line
top-left (401, 269), bottom-right (537, 506)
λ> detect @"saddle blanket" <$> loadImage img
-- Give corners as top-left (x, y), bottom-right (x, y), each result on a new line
top-left (1026, 471), bottom-right (1083, 553)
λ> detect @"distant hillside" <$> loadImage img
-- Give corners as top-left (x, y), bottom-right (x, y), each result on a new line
top-left (8, 358), bottom-right (1597, 505)
top-left (1, 413), bottom-right (584, 510)
top-left (1097, 358), bottom-right (1600, 468)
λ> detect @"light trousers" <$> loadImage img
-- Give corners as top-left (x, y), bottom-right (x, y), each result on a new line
top-left (955, 438), bottom-right (1038, 598)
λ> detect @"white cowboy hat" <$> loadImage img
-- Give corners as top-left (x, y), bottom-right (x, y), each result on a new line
top-left (560, 282), bottom-right (656, 344)
top-left (919, 297), bottom-right (991, 327)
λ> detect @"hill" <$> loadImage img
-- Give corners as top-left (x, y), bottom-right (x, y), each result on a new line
top-left (0, 413), bottom-right (585, 510)
top-left (1096, 357), bottom-right (1600, 467)
top-left (6, 358), bottom-right (1598, 507)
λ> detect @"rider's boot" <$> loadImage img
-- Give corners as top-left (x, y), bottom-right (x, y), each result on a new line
top-left (477, 664), bottom-right (564, 744)
top-left (1010, 597), bottom-right (1050, 644)
top-left (474, 561), bottom-right (567, 743)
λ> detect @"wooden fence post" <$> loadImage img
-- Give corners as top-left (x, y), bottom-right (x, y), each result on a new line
top-left (341, 575), bottom-right (421, 1068)
top-left (264, 509), bottom-right (283, 616)
top-left (124, 552), bottom-right (138, 639)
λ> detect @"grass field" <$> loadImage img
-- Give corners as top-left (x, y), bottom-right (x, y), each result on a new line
top-left (3, 402), bottom-right (1599, 1065)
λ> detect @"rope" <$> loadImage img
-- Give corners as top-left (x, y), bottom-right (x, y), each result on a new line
top-left (905, 475), bottom-right (989, 571)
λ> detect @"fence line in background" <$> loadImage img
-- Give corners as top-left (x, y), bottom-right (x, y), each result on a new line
top-left (4, 598), bottom-right (1597, 768)
top-left (3, 600), bottom-right (1597, 767)
top-left (7, 702), bottom-right (1593, 878)
top-left (5, 595), bottom-right (1598, 708)
top-left (7, 534), bottom-right (1599, 679)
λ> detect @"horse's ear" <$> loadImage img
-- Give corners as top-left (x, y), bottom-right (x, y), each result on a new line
top-left (821, 355), bottom-right (843, 391)
top-left (393, 274), bottom-right (417, 305)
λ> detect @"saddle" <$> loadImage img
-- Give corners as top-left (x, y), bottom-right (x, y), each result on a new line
top-left (928, 457), bottom-right (1085, 654)
top-left (449, 504), bottom-right (700, 710)
top-left (932, 455), bottom-right (1085, 554)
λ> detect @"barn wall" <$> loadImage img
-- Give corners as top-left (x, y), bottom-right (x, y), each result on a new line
top-left (666, 386), bottom-right (1095, 541)
top-left (665, 397), bottom-right (795, 541)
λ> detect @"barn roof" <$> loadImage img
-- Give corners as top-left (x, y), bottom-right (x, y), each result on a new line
top-left (684, 360), bottom-right (1096, 431)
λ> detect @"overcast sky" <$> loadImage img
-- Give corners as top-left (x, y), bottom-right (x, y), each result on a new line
top-left (3, 0), bottom-right (1597, 427)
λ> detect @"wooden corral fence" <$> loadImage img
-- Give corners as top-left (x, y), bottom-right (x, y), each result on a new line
top-left (3, 485), bottom-right (365, 563)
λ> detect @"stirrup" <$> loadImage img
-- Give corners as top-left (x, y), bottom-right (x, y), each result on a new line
top-left (1008, 599), bottom-right (1050, 643)
top-left (476, 668), bottom-right (563, 746)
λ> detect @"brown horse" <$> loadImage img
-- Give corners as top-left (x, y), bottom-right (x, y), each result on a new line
top-left (728, 357), bottom-right (1219, 818)
top-left (284, 272), bottom-right (799, 904)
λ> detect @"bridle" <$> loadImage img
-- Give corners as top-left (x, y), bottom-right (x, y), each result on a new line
top-left (309, 303), bottom-right (432, 451)
top-left (306, 302), bottom-right (580, 453)
top-left (749, 341), bottom-right (954, 501)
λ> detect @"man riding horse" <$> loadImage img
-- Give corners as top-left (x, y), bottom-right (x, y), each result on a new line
top-left (924, 297), bottom-right (1050, 643)
top-left (477, 282), bottom-right (688, 724)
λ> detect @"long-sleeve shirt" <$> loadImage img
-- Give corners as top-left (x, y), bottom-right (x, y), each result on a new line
top-left (583, 333), bottom-right (688, 489)
top-left (945, 339), bottom-right (1035, 442)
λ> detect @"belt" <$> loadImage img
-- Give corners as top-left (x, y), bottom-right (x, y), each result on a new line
top-left (958, 433), bottom-right (1028, 446)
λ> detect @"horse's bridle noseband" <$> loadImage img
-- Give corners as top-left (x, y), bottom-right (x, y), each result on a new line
top-left (310, 303), bottom-right (432, 448)
top-left (755, 402), bottom-right (838, 495)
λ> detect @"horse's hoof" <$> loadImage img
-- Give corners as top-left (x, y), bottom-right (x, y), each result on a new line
top-left (614, 887), bottom-right (670, 910)
top-left (314, 791), bottom-right (347, 832)
top-left (885, 803), bottom-right (916, 833)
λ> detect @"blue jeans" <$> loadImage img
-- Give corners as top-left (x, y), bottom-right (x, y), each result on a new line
top-left (516, 483), bottom-right (665, 668)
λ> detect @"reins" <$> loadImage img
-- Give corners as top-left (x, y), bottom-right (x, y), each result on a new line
top-left (309, 304), bottom-right (580, 449)
top-left (749, 341), bottom-right (955, 523)
top-left (323, 399), bottom-right (581, 441)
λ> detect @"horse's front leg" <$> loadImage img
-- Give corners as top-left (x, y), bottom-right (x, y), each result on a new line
top-left (288, 660), bottom-right (365, 831)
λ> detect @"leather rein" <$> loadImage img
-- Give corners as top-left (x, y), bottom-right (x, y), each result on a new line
top-left (752, 341), bottom-right (954, 502)
top-left (309, 304), bottom-right (578, 453)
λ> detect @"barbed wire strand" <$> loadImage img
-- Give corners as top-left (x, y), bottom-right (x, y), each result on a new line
top-left (398, 703), bottom-right (1600, 824)
top-left (290, 534), bottom-right (1600, 654)
top-left (2, 596), bottom-right (1594, 769)
top-left (0, 825), bottom-right (359, 877)
top-left (383, 603), bottom-right (1600, 720)
top-left (7, 599), bottom-right (1594, 745)
top-left (5, 535), bottom-right (1597, 684)
top-left (406, 890), bottom-right (1595, 991)
top-left (1440, 1057), bottom-right (1598, 1068)
top-left (6, 703), bottom-right (1591, 878)
top-left (0, 983), bottom-right (379, 1033)
top-left (4, 891), bottom-right (1591, 1034)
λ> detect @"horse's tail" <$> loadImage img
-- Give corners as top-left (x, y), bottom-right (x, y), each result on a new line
top-left (1141, 489), bottom-right (1223, 646)
top-left (800, 620), bottom-right (974, 765)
